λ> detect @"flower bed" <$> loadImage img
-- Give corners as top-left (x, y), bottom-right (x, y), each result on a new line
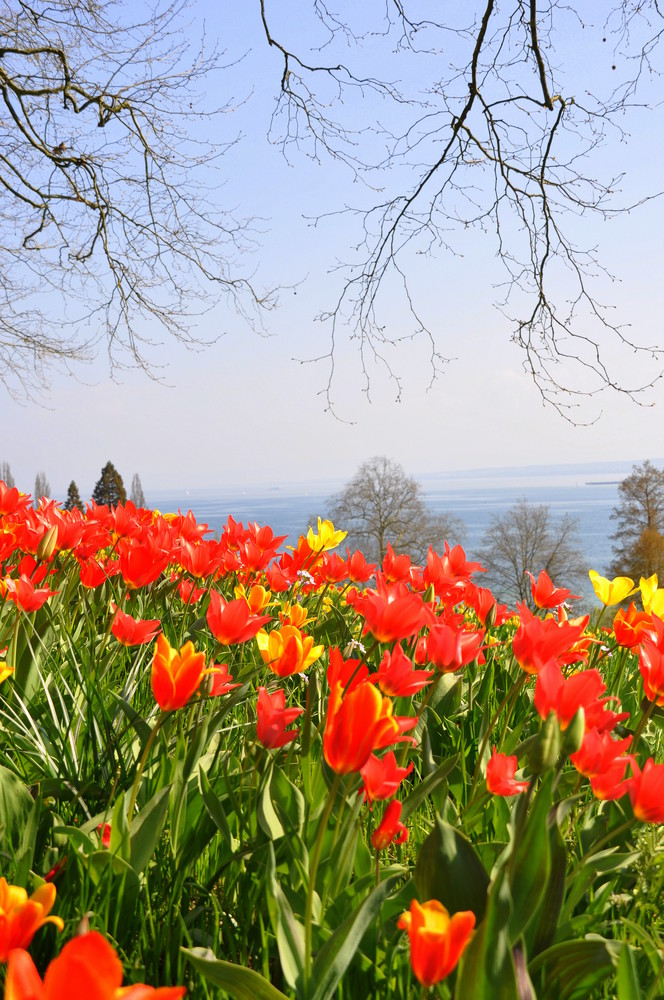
top-left (0, 480), bottom-right (662, 998)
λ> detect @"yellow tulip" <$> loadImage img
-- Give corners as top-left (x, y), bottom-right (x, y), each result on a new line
top-left (588, 570), bottom-right (636, 606)
top-left (0, 662), bottom-right (13, 685)
top-left (306, 517), bottom-right (347, 552)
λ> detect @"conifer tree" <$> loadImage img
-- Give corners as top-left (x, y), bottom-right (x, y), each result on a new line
top-left (92, 462), bottom-right (127, 508)
top-left (130, 473), bottom-right (146, 507)
top-left (1, 461), bottom-right (15, 488)
top-left (34, 471), bottom-right (50, 502)
top-left (64, 481), bottom-right (85, 514)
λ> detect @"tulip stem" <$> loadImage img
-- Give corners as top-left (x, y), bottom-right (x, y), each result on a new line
top-left (127, 711), bottom-right (167, 824)
top-left (469, 671), bottom-right (527, 800)
top-left (631, 699), bottom-right (657, 753)
top-left (303, 773), bottom-right (342, 997)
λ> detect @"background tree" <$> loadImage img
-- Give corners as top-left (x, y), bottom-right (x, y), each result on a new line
top-left (130, 474), bottom-right (146, 508)
top-left (478, 498), bottom-right (585, 607)
top-left (92, 461), bottom-right (126, 508)
top-left (63, 480), bottom-right (85, 513)
top-left (258, 2), bottom-right (664, 416)
top-left (610, 461), bottom-right (664, 579)
top-left (326, 456), bottom-right (464, 564)
top-left (0, 0), bottom-right (270, 397)
top-left (34, 471), bottom-right (51, 502)
top-left (0, 461), bottom-right (15, 488)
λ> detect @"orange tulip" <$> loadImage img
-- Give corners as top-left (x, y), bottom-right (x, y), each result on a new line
top-left (323, 677), bottom-right (416, 774)
top-left (5, 930), bottom-right (186, 998)
top-left (151, 635), bottom-right (206, 711)
top-left (397, 899), bottom-right (475, 987)
top-left (0, 878), bottom-right (64, 961)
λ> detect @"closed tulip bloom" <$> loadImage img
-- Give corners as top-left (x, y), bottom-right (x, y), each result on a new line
top-left (397, 899), bottom-right (475, 987)
top-left (371, 799), bottom-right (408, 849)
top-left (151, 635), bottom-right (206, 711)
top-left (629, 758), bottom-right (664, 822)
top-left (324, 678), bottom-right (416, 774)
top-left (588, 570), bottom-right (636, 607)
top-left (5, 930), bottom-right (186, 999)
top-left (0, 879), bottom-right (64, 961)
top-left (486, 747), bottom-right (529, 796)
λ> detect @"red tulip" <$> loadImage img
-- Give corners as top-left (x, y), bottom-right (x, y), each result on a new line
top-left (5, 931), bottom-right (186, 998)
top-left (397, 899), bottom-right (475, 987)
top-left (371, 799), bottom-right (408, 849)
top-left (486, 747), bottom-right (529, 796)
top-left (256, 687), bottom-right (302, 749)
top-left (111, 605), bottom-right (161, 646)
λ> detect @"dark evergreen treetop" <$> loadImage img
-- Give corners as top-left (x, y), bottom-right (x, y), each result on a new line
top-left (92, 462), bottom-right (127, 508)
top-left (64, 480), bottom-right (85, 514)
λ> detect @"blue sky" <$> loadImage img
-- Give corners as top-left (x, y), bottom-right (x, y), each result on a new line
top-left (4, 2), bottom-right (664, 499)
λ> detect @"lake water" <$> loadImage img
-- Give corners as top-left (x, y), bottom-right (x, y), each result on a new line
top-left (150, 459), bottom-right (656, 578)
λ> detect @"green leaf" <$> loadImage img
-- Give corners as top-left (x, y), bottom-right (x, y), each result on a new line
top-left (266, 843), bottom-right (304, 995)
top-left (401, 754), bottom-right (459, 822)
top-left (414, 815), bottom-right (490, 922)
top-left (184, 947), bottom-right (291, 1000)
top-left (129, 784), bottom-right (171, 874)
top-left (271, 767), bottom-right (305, 837)
top-left (13, 789), bottom-right (41, 885)
top-left (0, 764), bottom-right (34, 858)
top-left (456, 869), bottom-right (518, 1000)
top-left (257, 772), bottom-right (285, 841)
top-left (110, 790), bottom-right (131, 863)
top-left (616, 943), bottom-right (642, 1000)
top-left (310, 874), bottom-right (399, 1000)
top-left (198, 765), bottom-right (233, 843)
top-left (529, 804), bottom-right (567, 957)
top-left (529, 936), bottom-right (622, 1000)
top-left (507, 772), bottom-right (552, 941)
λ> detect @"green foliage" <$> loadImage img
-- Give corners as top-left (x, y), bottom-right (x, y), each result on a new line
top-left (1, 493), bottom-right (664, 998)
top-left (91, 460), bottom-right (127, 507)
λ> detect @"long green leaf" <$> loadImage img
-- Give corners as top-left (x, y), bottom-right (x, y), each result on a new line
top-left (414, 815), bottom-right (490, 922)
top-left (266, 843), bottom-right (304, 996)
top-left (310, 874), bottom-right (399, 1000)
top-left (183, 947), bottom-right (290, 1000)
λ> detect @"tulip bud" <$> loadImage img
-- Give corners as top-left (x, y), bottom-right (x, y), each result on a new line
top-left (200, 672), bottom-right (215, 698)
top-left (423, 583), bottom-right (436, 605)
top-left (485, 602), bottom-right (497, 628)
top-left (528, 711), bottom-right (560, 774)
top-left (561, 707), bottom-right (585, 756)
top-left (36, 524), bottom-right (58, 562)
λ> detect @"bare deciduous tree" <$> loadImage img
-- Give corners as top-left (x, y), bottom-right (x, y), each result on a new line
top-left (0, 0), bottom-right (272, 397)
top-left (479, 498), bottom-right (585, 606)
top-left (258, 1), bottom-right (664, 419)
top-left (327, 455), bottom-right (464, 564)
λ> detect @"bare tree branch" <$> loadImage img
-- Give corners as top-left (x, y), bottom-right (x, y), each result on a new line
top-left (259, 1), bottom-right (664, 421)
top-left (0, 0), bottom-right (275, 397)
